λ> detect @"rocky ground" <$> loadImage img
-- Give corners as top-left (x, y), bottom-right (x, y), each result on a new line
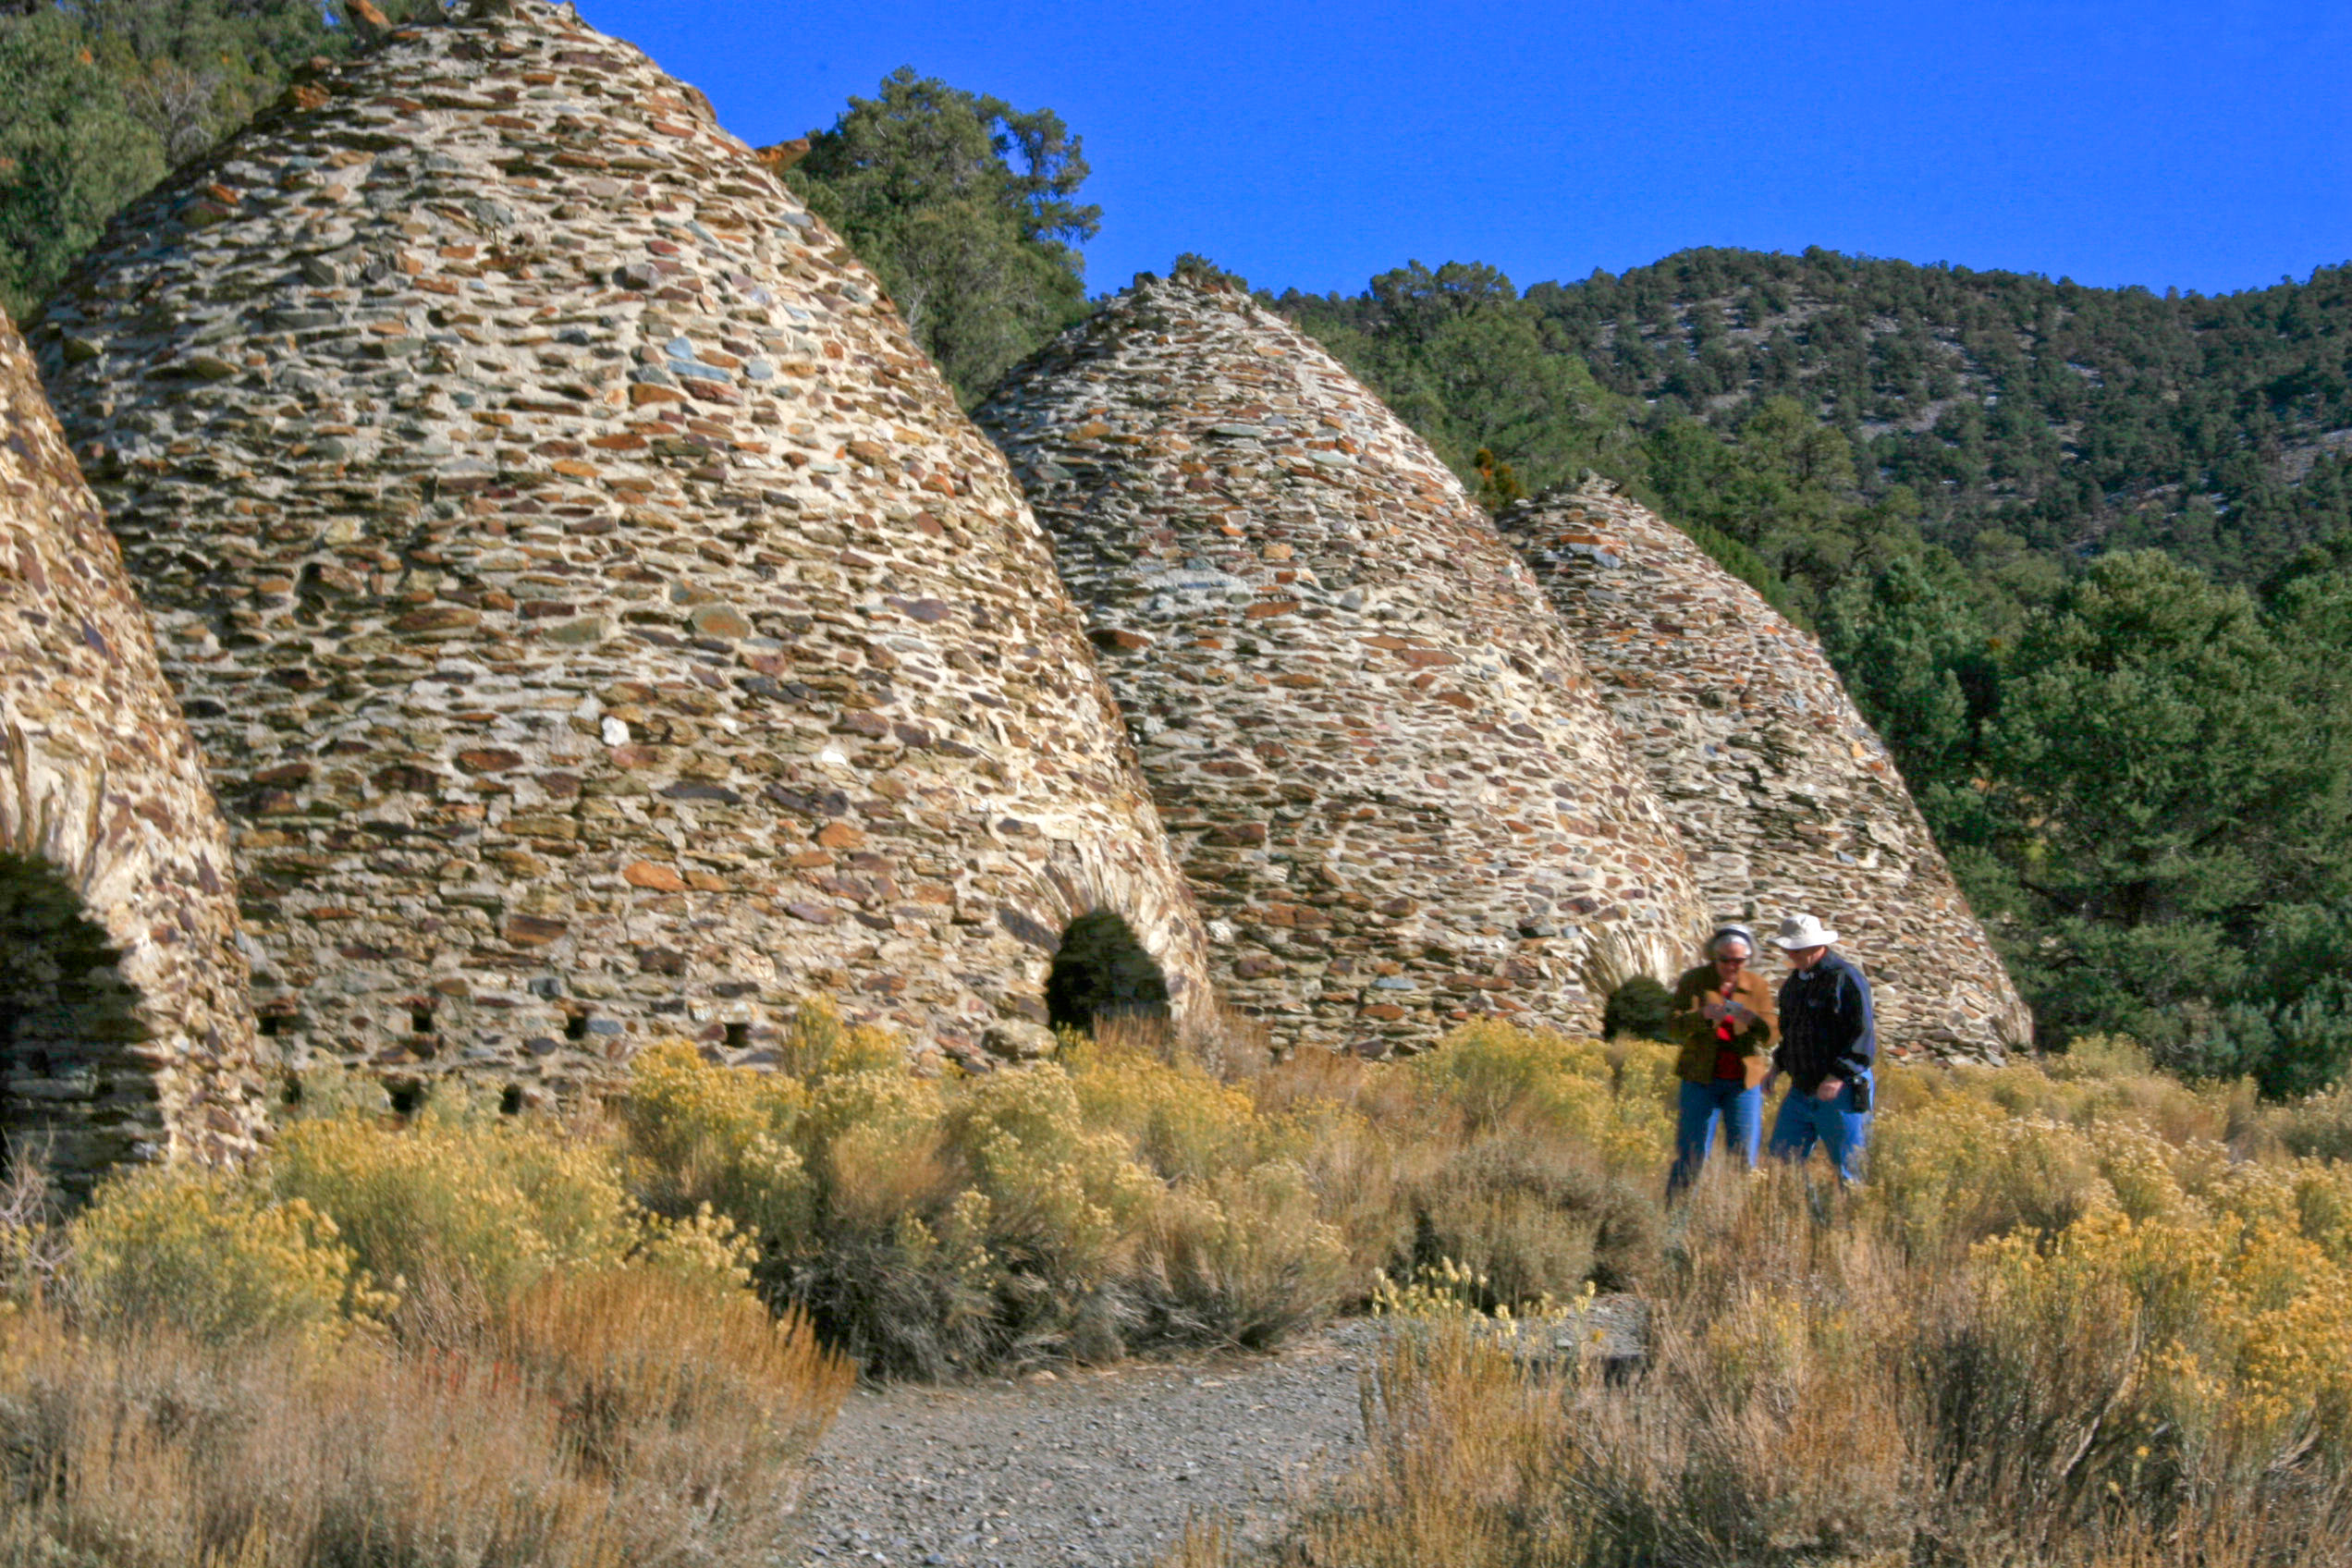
top-left (790, 1302), bottom-right (1645, 1568)
top-left (790, 1321), bottom-right (1381, 1568)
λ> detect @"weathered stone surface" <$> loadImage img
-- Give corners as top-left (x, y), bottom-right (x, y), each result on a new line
top-left (979, 278), bottom-right (1709, 1053)
top-left (0, 306), bottom-right (263, 1182)
top-left (1499, 477), bottom-right (2030, 1061)
top-left (34, 0), bottom-right (1214, 1092)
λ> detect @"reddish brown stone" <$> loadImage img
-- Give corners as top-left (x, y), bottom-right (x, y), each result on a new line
top-left (505, 915), bottom-right (570, 948)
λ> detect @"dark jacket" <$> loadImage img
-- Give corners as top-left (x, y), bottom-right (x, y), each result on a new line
top-left (1772, 949), bottom-right (1876, 1091)
top-left (1668, 963), bottom-right (1779, 1087)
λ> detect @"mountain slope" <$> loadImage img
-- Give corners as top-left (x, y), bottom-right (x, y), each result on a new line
top-left (1279, 250), bottom-right (2352, 588)
top-left (1531, 249), bottom-right (2352, 584)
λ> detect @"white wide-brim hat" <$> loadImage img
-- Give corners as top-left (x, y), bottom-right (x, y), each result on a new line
top-left (1770, 913), bottom-right (1838, 950)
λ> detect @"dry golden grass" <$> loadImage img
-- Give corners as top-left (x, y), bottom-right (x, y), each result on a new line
top-left (1170, 1043), bottom-right (2352, 1568)
top-left (28, 999), bottom-right (2349, 1568)
top-left (0, 1276), bottom-right (849, 1568)
top-left (0, 1073), bottom-right (853, 1568)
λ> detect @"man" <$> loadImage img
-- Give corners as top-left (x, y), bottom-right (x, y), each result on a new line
top-left (1665, 924), bottom-right (1778, 1194)
top-left (1763, 913), bottom-right (1874, 1182)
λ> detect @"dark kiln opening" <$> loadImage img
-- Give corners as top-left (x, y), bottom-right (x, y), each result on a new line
top-left (0, 852), bottom-right (153, 1180)
top-left (1046, 910), bottom-right (1171, 1035)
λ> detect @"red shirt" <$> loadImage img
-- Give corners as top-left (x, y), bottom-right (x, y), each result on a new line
top-left (1711, 980), bottom-right (1745, 1080)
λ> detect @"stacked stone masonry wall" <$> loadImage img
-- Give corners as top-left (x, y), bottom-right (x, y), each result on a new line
top-left (1499, 479), bottom-right (2030, 1060)
top-left (980, 279), bottom-right (1709, 1054)
top-left (34, 0), bottom-right (1213, 1093)
top-left (0, 308), bottom-right (263, 1178)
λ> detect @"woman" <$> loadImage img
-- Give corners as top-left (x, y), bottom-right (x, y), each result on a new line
top-left (1666, 925), bottom-right (1779, 1194)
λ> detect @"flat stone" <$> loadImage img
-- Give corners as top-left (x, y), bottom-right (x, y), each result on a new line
top-left (37, 0), bottom-right (1218, 1113)
top-left (0, 305), bottom-right (264, 1185)
top-left (977, 277), bottom-right (1709, 1054)
top-left (1496, 478), bottom-right (2029, 1061)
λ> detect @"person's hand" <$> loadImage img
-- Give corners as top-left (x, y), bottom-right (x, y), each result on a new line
top-left (1699, 1000), bottom-right (1728, 1022)
top-left (1814, 1077), bottom-right (1844, 1103)
top-left (1723, 1002), bottom-right (1753, 1026)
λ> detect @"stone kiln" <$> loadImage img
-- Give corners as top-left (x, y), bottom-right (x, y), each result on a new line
top-left (34, 0), bottom-right (1214, 1092)
top-left (1499, 478), bottom-right (2030, 1060)
top-left (979, 277), bottom-right (1708, 1054)
top-left (0, 308), bottom-right (263, 1182)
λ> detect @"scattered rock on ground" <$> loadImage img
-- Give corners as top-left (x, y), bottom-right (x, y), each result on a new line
top-left (793, 1321), bottom-right (1381, 1567)
top-left (791, 1299), bottom-right (1648, 1568)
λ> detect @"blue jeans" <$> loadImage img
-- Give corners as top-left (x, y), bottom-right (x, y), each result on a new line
top-left (1670, 1078), bottom-right (1763, 1193)
top-left (1767, 1073), bottom-right (1872, 1182)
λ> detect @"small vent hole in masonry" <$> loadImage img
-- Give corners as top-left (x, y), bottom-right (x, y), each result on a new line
top-left (386, 1082), bottom-right (423, 1117)
top-left (411, 1009), bottom-right (435, 1036)
top-left (260, 1012), bottom-right (295, 1036)
top-left (499, 1084), bottom-right (523, 1117)
top-left (1046, 910), bottom-right (1171, 1035)
top-left (724, 1021), bottom-right (750, 1051)
top-left (565, 1012), bottom-right (590, 1042)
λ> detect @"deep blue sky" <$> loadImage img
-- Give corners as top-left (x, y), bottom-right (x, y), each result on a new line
top-left (576, 0), bottom-right (2350, 301)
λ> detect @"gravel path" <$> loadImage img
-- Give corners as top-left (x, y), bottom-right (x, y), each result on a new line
top-left (789, 1321), bottom-right (1382, 1568)
top-left (790, 1302), bottom-right (1646, 1568)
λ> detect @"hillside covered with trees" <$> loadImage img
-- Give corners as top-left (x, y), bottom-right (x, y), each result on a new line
top-left (0, 0), bottom-right (464, 317)
top-left (1547, 251), bottom-right (2352, 583)
top-left (1277, 255), bottom-right (2352, 610)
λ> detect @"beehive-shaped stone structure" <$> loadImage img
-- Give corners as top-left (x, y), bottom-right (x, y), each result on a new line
top-left (33, 0), bottom-right (1215, 1089)
top-left (1500, 478), bottom-right (2030, 1060)
top-left (979, 278), bottom-right (1708, 1053)
top-left (0, 307), bottom-right (263, 1182)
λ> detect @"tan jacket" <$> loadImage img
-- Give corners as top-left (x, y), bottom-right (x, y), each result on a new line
top-left (1669, 963), bottom-right (1780, 1087)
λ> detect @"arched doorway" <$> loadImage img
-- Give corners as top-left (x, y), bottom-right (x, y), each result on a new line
top-left (1047, 910), bottom-right (1172, 1035)
top-left (0, 852), bottom-right (151, 1181)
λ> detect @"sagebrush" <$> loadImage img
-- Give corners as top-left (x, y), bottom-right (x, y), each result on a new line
top-left (1171, 1040), bottom-right (2352, 1567)
top-left (619, 1009), bottom-right (1677, 1374)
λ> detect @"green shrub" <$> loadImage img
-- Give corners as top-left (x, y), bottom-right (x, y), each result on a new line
top-left (1600, 975), bottom-right (1675, 1043)
top-left (66, 1167), bottom-right (383, 1350)
top-left (1406, 1130), bottom-right (1660, 1301)
top-left (1145, 1160), bottom-right (1351, 1347)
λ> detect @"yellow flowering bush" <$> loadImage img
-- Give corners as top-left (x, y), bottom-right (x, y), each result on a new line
top-left (66, 1167), bottom-right (386, 1350)
top-left (1147, 1159), bottom-right (1351, 1346)
top-left (1408, 1022), bottom-right (1675, 1173)
top-left (2265, 1079), bottom-right (2352, 1162)
top-left (1066, 1036), bottom-right (1295, 1181)
top-left (623, 1039), bottom-right (816, 1248)
top-left (263, 1106), bottom-right (639, 1307)
top-left (1178, 1037), bottom-right (2352, 1568)
top-left (1411, 1020), bottom-right (1609, 1128)
top-left (619, 1014), bottom-right (1645, 1373)
top-left (635, 1203), bottom-right (762, 1296)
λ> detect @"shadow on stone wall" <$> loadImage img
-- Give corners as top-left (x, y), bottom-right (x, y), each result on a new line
top-left (1046, 911), bottom-right (1172, 1035)
top-left (0, 851), bottom-right (153, 1185)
